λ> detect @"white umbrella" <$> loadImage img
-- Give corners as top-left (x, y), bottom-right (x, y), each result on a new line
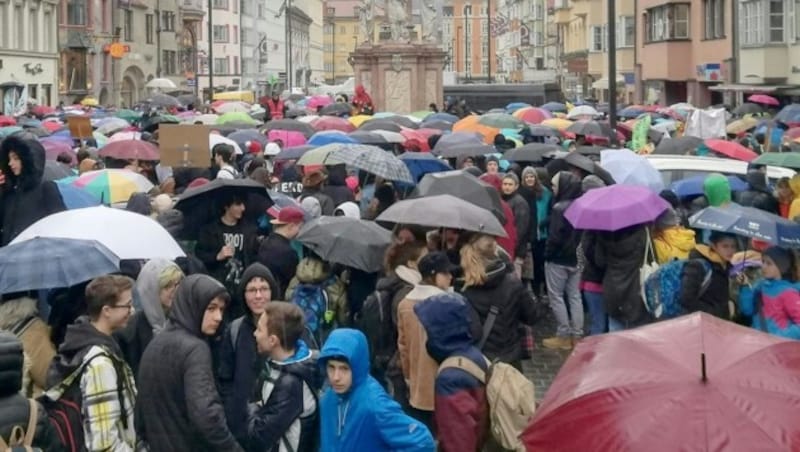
top-left (187, 114), bottom-right (219, 125)
top-left (11, 206), bottom-right (185, 260)
top-left (297, 115), bottom-right (319, 124)
top-left (146, 78), bottom-right (178, 89)
top-left (567, 105), bottom-right (600, 119)
top-left (215, 102), bottom-right (251, 114)
top-left (210, 133), bottom-right (243, 155)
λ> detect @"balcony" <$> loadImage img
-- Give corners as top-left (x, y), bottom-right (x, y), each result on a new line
top-left (180, 0), bottom-right (205, 22)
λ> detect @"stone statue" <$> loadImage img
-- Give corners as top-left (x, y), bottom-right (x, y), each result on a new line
top-left (387, 0), bottom-right (409, 41)
top-left (421, 0), bottom-right (438, 42)
top-left (358, 0), bottom-right (374, 44)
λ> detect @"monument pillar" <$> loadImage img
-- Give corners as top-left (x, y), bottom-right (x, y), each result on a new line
top-left (350, 42), bottom-right (447, 113)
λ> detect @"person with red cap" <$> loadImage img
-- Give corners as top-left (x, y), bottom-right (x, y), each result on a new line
top-left (257, 206), bottom-right (305, 299)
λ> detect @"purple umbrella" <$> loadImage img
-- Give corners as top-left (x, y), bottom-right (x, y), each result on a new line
top-left (565, 185), bottom-right (670, 231)
top-left (41, 140), bottom-right (75, 163)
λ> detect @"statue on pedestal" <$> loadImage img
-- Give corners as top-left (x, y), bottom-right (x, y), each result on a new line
top-left (386, 0), bottom-right (410, 41)
top-left (358, 0), bottom-right (374, 44)
top-left (421, 0), bottom-right (438, 43)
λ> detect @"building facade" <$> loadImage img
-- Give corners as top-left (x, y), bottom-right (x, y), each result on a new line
top-left (196, 0), bottom-right (242, 98)
top-left (635, 0), bottom-right (732, 106)
top-left (240, 0), bottom-right (286, 96)
top-left (323, 0), bottom-right (358, 84)
top-left (0, 0), bottom-right (59, 111)
top-left (549, 0), bottom-right (588, 100)
top-left (586, 0), bottom-right (634, 103)
top-left (297, 0), bottom-right (325, 85)
top-left (495, 0), bottom-right (557, 83)
top-left (447, 0), bottom-right (497, 83)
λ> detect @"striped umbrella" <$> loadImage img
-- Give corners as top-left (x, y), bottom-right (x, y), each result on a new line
top-left (71, 169), bottom-right (154, 204)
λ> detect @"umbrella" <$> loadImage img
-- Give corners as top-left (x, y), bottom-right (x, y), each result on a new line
top-left (348, 131), bottom-right (389, 145)
top-left (41, 121), bottom-right (64, 133)
top-left (546, 152), bottom-right (607, 179)
top-left (56, 182), bottom-right (102, 209)
top-left (565, 184), bottom-right (670, 231)
top-left (377, 194), bottom-right (507, 236)
top-left (80, 97), bottom-right (99, 107)
top-left (752, 152), bottom-right (800, 169)
top-left (99, 140), bottom-right (160, 161)
top-left (71, 169), bottom-right (154, 204)
top-left (689, 203), bottom-right (800, 247)
top-left (618, 106), bottom-right (647, 118)
top-left (748, 94), bottom-right (780, 106)
top-left (263, 119), bottom-right (316, 138)
top-left (566, 105), bottom-right (599, 119)
top-left (147, 93), bottom-right (181, 108)
top-left (11, 206), bottom-right (184, 259)
top-left (308, 130), bottom-right (358, 146)
top-left (359, 120), bottom-right (403, 133)
top-left (217, 112), bottom-right (258, 125)
top-left (527, 125), bottom-right (562, 138)
top-left (417, 119), bottom-right (453, 131)
top-left (600, 150), bottom-right (664, 192)
top-left (426, 112), bottom-right (459, 123)
top-left (433, 131), bottom-right (484, 152)
top-left (275, 144), bottom-right (314, 161)
top-left (409, 110), bottom-right (432, 120)
top-left (267, 129), bottom-right (307, 147)
top-left (307, 95), bottom-right (333, 109)
top-left (775, 104), bottom-right (800, 123)
top-left (227, 129), bottom-right (269, 149)
top-left (478, 113), bottom-right (524, 130)
top-left (413, 170), bottom-right (505, 223)
top-left (540, 118), bottom-right (573, 131)
top-left (301, 143), bottom-right (414, 183)
top-left (41, 140), bottom-right (74, 162)
top-left (0, 126), bottom-right (23, 138)
top-left (0, 237), bottom-right (120, 293)
top-left (146, 78), bottom-right (178, 89)
top-left (215, 102), bottom-right (251, 114)
top-left (372, 115), bottom-right (418, 129)
top-left (513, 107), bottom-right (552, 124)
top-left (725, 117), bottom-right (760, 135)
top-left (733, 103), bottom-right (763, 116)
top-left (541, 102), bottom-right (567, 112)
top-left (210, 133), bottom-right (244, 155)
top-left (296, 217), bottom-right (392, 273)
top-left (31, 105), bottom-right (57, 117)
top-left (670, 175), bottom-right (748, 198)
top-left (504, 143), bottom-right (562, 162)
top-left (189, 113), bottom-right (219, 125)
top-left (0, 115), bottom-right (16, 126)
top-left (398, 152), bottom-right (452, 182)
top-left (371, 130), bottom-right (405, 144)
top-left (285, 108), bottom-right (308, 119)
top-left (567, 120), bottom-right (615, 139)
top-left (115, 109), bottom-right (141, 122)
top-left (319, 103), bottom-right (353, 116)
top-left (43, 161), bottom-right (74, 181)
top-left (704, 139), bottom-right (759, 161)
top-left (312, 116), bottom-right (356, 133)
top-left (95, 117), bottom-right (131, 135)
top-left (107, 131), bottom-right (142, 143)
top-left (266, 190), bottom-right (312, 220)
top-left (140, 115), bottom-right (180, 132)
top-left (521, 312), bottom-right (800, 451)
top-left (176, 94), bottom-right (200, 106)
top-left (505, 102), bottom-right (531, 113)
top-left (653, 136), bottom-right (703, 155)
top-left (17, 118), bottom-right (42, 129)
top-left (433, 142), bottom-right (495, 159)
top-left (174, 178), bottom-right (274, 240)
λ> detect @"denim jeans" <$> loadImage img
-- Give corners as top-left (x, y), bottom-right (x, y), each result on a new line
top-left (583, 290), bottom-right (606, 335)
top-left (607, 316), bottom-right (627, 332)
top-left (545, 262), bottom-right (583, 337)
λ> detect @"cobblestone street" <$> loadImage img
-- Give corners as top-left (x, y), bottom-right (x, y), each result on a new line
top-left (522, 310), bottom-right (572, 402)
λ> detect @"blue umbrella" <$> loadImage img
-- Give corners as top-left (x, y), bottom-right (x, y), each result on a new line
top-left (0, 237), bottom-right (120, 292)
top-left (541, 102), bottom-right (567, 112)
top-left (506, 102), bottom-right (531, 113)
top-left (670, 175), bottom-right (748, 198)
top-left (618, 107), bottom-right (646, 118)
top-left (425, 112), bottom-right (459, 123)
top-left (398, 152), bottom-right (452, 182)
top-left (275, 145), bottom-right (314, 161)
top-left (600, 150), bottom-right (665, 193)
top-left (775, 104), bottom-right (800, 123)
top-left (56, 183), bottom-right (102, 209)
top-left (308, 131), bottom-right (358, 146)
top-left (689, 203), bottom-right (800, 248)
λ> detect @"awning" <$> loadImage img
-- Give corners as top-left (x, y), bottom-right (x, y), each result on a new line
top-left (592, 76), bottom-right (626, 90)
top-left (709, 84), bottom-right (791, 93)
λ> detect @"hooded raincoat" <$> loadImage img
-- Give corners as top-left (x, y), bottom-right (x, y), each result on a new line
top-left (788, 175), bottom-right (800, 220)
top-left (679, 245), bottom-right (732, 319)
top-left (544, 172), bottom-right (583, 266)
top-left (318, 329), bottom-right (435, 452)
top-left (739, 279), bottom-right (800, 339)
top-left (736, 170), bottom-right (779, 214)
top-left (654, 227), bottom-right (697, 264)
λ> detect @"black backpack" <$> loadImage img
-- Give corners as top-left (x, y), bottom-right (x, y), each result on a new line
top-left (354, 289), bottom-right (396, 375)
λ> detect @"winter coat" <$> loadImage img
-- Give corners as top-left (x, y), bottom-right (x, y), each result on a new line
top-left (460, 260), bottom-right (541, 364)
top-left (414, 293), bottom-right (490, 452)
top-left (318, 329), bottom-right (435, 452)
top-left (544, 172), bottom-right (583, 266)
top-left (322, 165), bottom-right (356, 207)
top-left (736, 171), bottom-right (779, 214)
top-left (739, 279), bottom-right (800, 340)
top-left (218, 264), bottom-right (278, 446)
top-left (285, 257), bottom-right (349, 329)
top-left (136, 275), bottom-right (244, 452)
top-left (502, 192), bottom-right (531, 259)
top-left (397, 284), bottom-right (446, 411)
top-left (0, 135), bottom-right (66, 245)
top-left (680, 245), bottom-right (731, 319)
top-left (595, 225), bottom-right (649, 324)
top-left (0, 296), bottom-right (55, 396)
top-left (517, 185), bottom-right (540, 244)
top-left (787, 175), bottom-right (800, 220)
top-left (495, 200), bottom-right (518, 261)
top-left (300, 188), bottom-right (336, 216)
top-left (248, 340), bottom-right (321, 452)
top-left (654, 227), bottom-right (696, 264)
top-left (580, 232), bottom-right (603, 286)
top-left (0, 333), bottom-right (62, 451)
top-left (257, 232), bottom-right (299, 300)
top-left (535, 186), bottom-right (552, 242)
top-left (46, 317), bottom-right (137, 452)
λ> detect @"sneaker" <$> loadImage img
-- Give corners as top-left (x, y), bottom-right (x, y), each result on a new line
top-left (542, 336), bottom-right (573, 350)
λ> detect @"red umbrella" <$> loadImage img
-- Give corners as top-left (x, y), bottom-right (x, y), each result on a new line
top-left (400, 128), bottom-right (439, 152)
top-left (521, 313), bottom-right (800, 452)
top-left (748, 94), bottom-right (780, 106)
top-left (41, 121), bottom-right (64, 133)
top-left (784, 127), bottom-right (800, 141)
top-left (311, 116), bottom-right (356, 133)
top-left (704, 139), bottom-right (759, 162)
top-left (31, 105), bottom-right (57, 117)
top-left (98, 140), bottom-right (160, 161)
top-left (514, 107), bottom-right (552, 124)
top-left (0, 115), bottom-right (16, 126)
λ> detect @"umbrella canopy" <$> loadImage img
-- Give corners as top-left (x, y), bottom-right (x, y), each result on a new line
top-left (147, 93), bottom-right (181, 108)
top-left (566, 105), bottom-right (599, 119)
top-left (371, 130), bottom-right (405, 143)
top-left (540, 118), bottom-right (573, 131)
top-left (418, 119), bottom-right (453, 131)
top-left (80, 97), bottom-right (99, 107)
top-left (752, 152), bottom-right (800, 169)
top-left (348, 131), bottom-right (389, 145)
top-left (433, 142), bottom-right (495, 159)
top-left (210, 133), bottom-right (244, 155)
top-left (307, 95), bottom-right (333, 109)
top-left (140, 114), bottom-right (180, 132)
top-left (95, 117), bottom-right (131, 135)
top-left (266, 129), bottom-right (306, 147)
top-left (426, 112), bottom-right (459, 123)
top-left (41, 140), bottom-right (74, 162)
top-left (312, 116), bottom-right (356, 133)
top-left (56, 182), bottom-right (102, 209)
top-left (504, 143), bottom-right (562, 162)
top-left (704, 139), bottom-right (759, 161)
top-left (263, 118), bottom-right (316, 138)
top-left (146, 78), bottom-right (178, 89)
top-left (567, 120), bottom-right (615, 139)
top-left (227, 129), bottom-right (269, 149)
top-left (308, 131), bottom-right (358, 146)
top-left (725, 117), bottom-right (760, 135)
top-left (359, 119), bottom-right (402, 132)
top-left (319, 103), bottom-right (352, 116)
top-left (600, 150), bottom-right (665, 192)
top-left (11, 206), bottom-right (184, 259)
top-left (300, 143), bottom-right (414, 183)
top-left (513, 107), bottom-right (552, 124)
top-left (190, 113), bottom-right (220, 125)
top-left (397, 152), bottom-right (452, 182)
top-left (527, 125), bottom-right (562, 138)
top-left (452, 116), bottom-right (500, 143)
top-left (115, 109), bottom-right (141, 122)
top-left (0, 115), bottom-right (16, 126)
top-left (776, 104), bottom-right (800, 123)
top-left (690, 203), bottom-right (800, 247)
top-left (541, 102), bottom-right (567, 113)
top-left (618, 106), bottom-right (647, 118)
top-left (98, 140), bottom-right (160, 161)
top-left (653, 136), bottom-right (703, 155)
top-left (748, 94), bottom-right (780, 106)
top-left (413, 170), bottom-right (505, 223)
top-left (71, 169), bottom-right (154, 204)
top-left (565, 184), bottom-right (670, 231)
top-left (43, 161), bottom-right (74, 181)
top-left (275, 144), bottom-right (314, 161)
top-left (376, 194), bottom-right (507, 236)
top-left (31, 105), bottom-right (57, 117)
top-left (217, 112), bottom-right (258, 125)
top-left (296, 217), bottom-right (392, 273)
top-left (670, 174), bottom-right (748, 198)
top-left (521, 313), bottom-right (800, 452)
top-left (0, 237), bottom-right (120, 293)
top-left (214, 101), bottom-right (251, 114)
top-left (478, 113), bottom-right (524, 130)
top-left (733, 102), bottom-right (763, 116)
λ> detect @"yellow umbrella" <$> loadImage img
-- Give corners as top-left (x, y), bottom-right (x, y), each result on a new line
top-left (80, 97), bottom-right (99, 107)
top-left (541, 118), bottom-right (573, 131)
top-left (349, 115), bottom-right (372, 127)
top-left (726, 117), bottom-right (759, 135)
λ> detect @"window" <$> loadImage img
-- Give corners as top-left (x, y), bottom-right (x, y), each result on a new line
top-left (233, 56), bottom-right (239, 73)
top-left (645, 3), bottom-right (690, 42)
top-left (481, 41), bottom-right (488, 55)
top-left (703, 0), bottom-right (725, 39)
top-left (124, 9), bottom-right (133, 41)
top-left (340, 26), bottom-right (346, 33)
top-left (241, 0), bottom-right (251, 16)
top-left (64, 49), bottom-right (88, 91)
top-left (67, 0), bottom-right (87, 25)
top-left (213, 25), bottom-right (229, 42)
top-left (740, 1), bottom-right (765, 45)
top-left (258, 3), bottom-right (265, 18)
top-left (162, 50), bottom-right (177, 74)
top-left (214, 57), bottom-right (229, 73)
top-left (769, 0), bottom-right (784, 42)
top-left (590, 25), bottom-right (606, 51)
top-left (212, 0), bottom-right (228, 9)
top-left (162, 11), bottom-right (176, 32)
top-left (44, 9), bottom-right (53, 52)
top-left (27, 85), bottom-right (38, 103)
top-left (796, 0), bottom-right (800, 39)
top-left (233, 25), bottom-right (238, 43)
top-left (0, 4), bottom-right (7, 47)
top-left (618, 16), bottom-right (635, 47)
top-left (146, 14), bottom-right (154, 44)
top-left (42, 84), bottom-right (52, 106)
top-left (324, 24), bottom-right (333, 34)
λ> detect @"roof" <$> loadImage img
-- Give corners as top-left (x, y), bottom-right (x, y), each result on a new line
top-left (324, 0), bottom-right (361, 18)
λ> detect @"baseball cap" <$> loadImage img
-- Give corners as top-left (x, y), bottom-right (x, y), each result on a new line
top-left (418, 252), bottom-right (457, 277)
top-left (270, 206), bottom-right (305, 225)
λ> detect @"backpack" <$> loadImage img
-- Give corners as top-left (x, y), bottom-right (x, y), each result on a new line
top-left (438, 356), bottom-right (535, 451)
top-left (291, 279), bottom-right (335, 349)
top-left (354, 289), bottom-right (395, 374)
top-left (0, 399), bottom-right (42, 452)
top-left (643, 259), bottom-right (713, 319)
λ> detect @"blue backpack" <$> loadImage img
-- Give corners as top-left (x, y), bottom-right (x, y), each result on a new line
top-left (291, 278), bottom-right (335, 349)
top-left (644, 259), bottom-right (713, 319)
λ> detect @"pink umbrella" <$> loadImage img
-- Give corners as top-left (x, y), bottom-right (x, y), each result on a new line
top-left (176, 111), bottom-right (197, 119)
top-left (107, 131), bottom-right (142, 143)
top-left (42, 140), bottom-right (73, 161)
top-left (307, 95), bottom-right (333, 109)
top-left (748, 94), bottom-right (780, 106)
top-left (268, 129), bottom-right (307, 147)
top-left (99, 140), bottom-right (160, 161)
top-left (312, 116), bottom-right (356, 133)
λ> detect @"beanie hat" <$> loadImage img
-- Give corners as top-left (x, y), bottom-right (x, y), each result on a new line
top-left (522, 166), bottom-right (537, 180)
top-left (581, 174), bottom-right (605, 193)
top-left (487, 155), bottom-right (500, 163)
top-left (502, 172), bottom-right (519, 185)
top-left (763, 246), bottom-right (793, 278)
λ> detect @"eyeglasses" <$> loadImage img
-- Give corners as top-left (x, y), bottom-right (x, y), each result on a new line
top-left (246, 287), bottom-right (270, 294)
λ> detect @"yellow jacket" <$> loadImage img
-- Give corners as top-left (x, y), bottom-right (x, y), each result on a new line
top-left (788, 175), bottom-right (800, 220)
top-left (654, 227), bottom-right (697, 264)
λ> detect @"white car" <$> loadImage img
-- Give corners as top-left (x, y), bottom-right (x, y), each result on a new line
top-left (646, 155), bottom-right (795, 185)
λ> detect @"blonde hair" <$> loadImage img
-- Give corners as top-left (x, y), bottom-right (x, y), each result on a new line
top-left (460, 234), bottom-right (498, 288)
top-left (158, 264), bottom-right (184, 290)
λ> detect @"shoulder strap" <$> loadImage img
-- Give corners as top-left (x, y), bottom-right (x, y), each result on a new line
top-left (438, 355), bottom-right (489, 384)
top-left (229, 317), bottom-right (245, 352)
top-left (24, 398), bottom-right (37, 446)
top-left (478, 305), bottom-right (499, 351)
top-left (12, 316), bottom-right (37, 337)
top-left (644, 228), bottom-right (655, 265)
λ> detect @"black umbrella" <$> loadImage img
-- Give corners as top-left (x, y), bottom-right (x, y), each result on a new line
top-left (528, 125), bottom-right (562, 138)
top-left (176, 94), bottom-right (200, 106)
top-left (208, 126), bottom-right (238, 136)
top-left (575, 146), bottom-right (604, 159)
top-left (433, 143), bottom-right (495, 159)
top-left (567, 120), bottom-right (615, 139)
top-left (378, 115), bottom-right (418, 129)
top-left (262, 119), bottom-right (315, 138)
top-left (174, 178), bottom-right (273, 240)
top-left (546, 152), bottom-right (596, 177)
top-left (147, 93), bottom-right (181, 108)
top-left (296, 216), bottom-right (392, 273)
top-left (376, 194), bottom-right (507, 237)
top-left (319, 103), bottom-right (352, 116)
top-left (348, 131), bottom-right (388, 145)
top-left (413, 170), bottom-right (505, 223)
top-left (140, 115), bottom-right (180, 133)
top-left (275, 144), bottom-right (314, 161)
top-left (43, 161), bottom-right (73, 181)
top-left (505, 143), bottom-right (562, 162)
top-left (418, 119), bottom-right (453, 131)
top-left (285, 108), bottom-right (308, 118)
top-left (359, 120), bottom-right (402, 133)
top-left (653, 136), bottom-right (703, 155)
top-left (733, 103), bottom-right (763, 116)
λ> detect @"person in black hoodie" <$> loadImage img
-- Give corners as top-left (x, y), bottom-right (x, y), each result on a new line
top-left (736, 170), bottom-right (780, 214)
top-left (0, 332), bottom-right (61, 451)
top-left (542, 171), bottom-right (584, 350)
top-left (218, 263), bottom-right (280, 447)
top-left (679, 231), bottom-right (738, 319)
top-left (248, 302), bottom-right (320, 452)
top-left (0, 135), bottom-right (66, 245)
top-left (136, 274), bottom-right (244, 452)
top-left (257, 206), bottom-right (305, 299)
top-left (322, 164), bottom-right (355, 207)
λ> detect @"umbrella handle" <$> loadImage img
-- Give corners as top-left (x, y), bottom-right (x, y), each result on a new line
top-left (701, 353), bottom-right (707, 383)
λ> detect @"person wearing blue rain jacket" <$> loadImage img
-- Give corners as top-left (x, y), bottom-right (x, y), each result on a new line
top-left (738, 246), bottom-right (800, 340)
top-left (318, 328), bottom-right (435, 452)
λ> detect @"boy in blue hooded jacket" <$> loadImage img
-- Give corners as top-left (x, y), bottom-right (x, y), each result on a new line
top-left (318, 328), bottom-right (435, 452)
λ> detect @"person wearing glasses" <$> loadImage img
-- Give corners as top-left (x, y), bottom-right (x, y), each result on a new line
top-left (216, 263), bottom-right (280, 448)
top-left (45, 275), bottom-right (139, 451)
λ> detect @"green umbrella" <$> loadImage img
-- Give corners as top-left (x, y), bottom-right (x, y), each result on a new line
top-left (410, 110), bottom-right (432, 120)
top-left (217, 112), bottom-right (258, 125)
top-left (115, 109), bottom-right (141, 122)
top-left (0, 126), bottom-right (23, 138)
top-left (479, 113), bottom-right (524, 130)
top-left (752, 152), bottom-right (800, 170)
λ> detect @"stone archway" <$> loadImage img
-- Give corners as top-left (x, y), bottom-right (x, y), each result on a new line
top-left (120, 65), bottom-right (146, 106)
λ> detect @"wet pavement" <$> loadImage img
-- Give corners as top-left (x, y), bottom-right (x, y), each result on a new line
top-left (522, 309), bottom-right (572, 402)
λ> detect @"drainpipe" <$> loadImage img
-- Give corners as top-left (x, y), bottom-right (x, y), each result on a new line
top-left (156, 0), bottom-right (162, 77)
top-left (607, 0), bottom-right (617, 145)
top-left (208, 0), bottom-right (214, 99)
top-left (730, 0), bottom-right (738, 105)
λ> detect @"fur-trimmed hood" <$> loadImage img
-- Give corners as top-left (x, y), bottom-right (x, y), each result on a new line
top-left (0, 135), bottom-right (46, 191)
